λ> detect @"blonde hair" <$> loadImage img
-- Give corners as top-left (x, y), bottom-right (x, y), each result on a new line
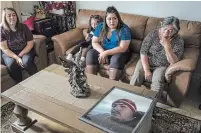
top-left (1, 7), bottom-right (21, 31)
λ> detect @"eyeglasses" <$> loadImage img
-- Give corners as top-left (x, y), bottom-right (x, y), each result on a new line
top-left (160, 21), bottom-right (177, 33)
top-left (161, 26), bottom-right (176, 35)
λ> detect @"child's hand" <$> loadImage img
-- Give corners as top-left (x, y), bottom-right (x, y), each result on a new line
top-left (85, 34), bottom-right (90, 41)
top-left (90, 31), bottom-right (94, 35)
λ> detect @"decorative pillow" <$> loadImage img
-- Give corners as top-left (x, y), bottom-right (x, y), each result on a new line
top-left (23, 16), bottom-right (35, 31)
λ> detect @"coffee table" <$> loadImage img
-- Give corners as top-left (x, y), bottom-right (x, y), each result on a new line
top-left (2, 64), bottom-right (156, 133)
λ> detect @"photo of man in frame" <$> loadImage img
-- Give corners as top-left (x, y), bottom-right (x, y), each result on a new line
top-left (80, 87), bottom-right (154, 133)
top-left (87, 99), bottom-right (144, 133)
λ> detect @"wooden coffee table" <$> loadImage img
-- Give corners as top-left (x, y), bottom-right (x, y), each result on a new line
top-left (2, 64), bottom-right (156, 133)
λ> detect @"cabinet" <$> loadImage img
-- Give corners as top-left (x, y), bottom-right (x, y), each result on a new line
top-left (48, 13), bottom-right (76, 34)
top-left (35, 1), bottom-right (76, 65)
top-left (40, 1), bottom-right (76, 34)
top-left (33, 19), bottom-right (56, 65)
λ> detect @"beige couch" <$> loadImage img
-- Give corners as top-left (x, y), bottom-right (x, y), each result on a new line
top-left (52, 9), bottom-right (201, 107)
top-left (1, 35), bottom-right (48, 92)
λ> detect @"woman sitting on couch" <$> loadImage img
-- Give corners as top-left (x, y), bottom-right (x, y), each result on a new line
top-left (0, 7), bottom-right (38, 83)
top-left (130, 16), bottom-right (184, 94)
top-left (86, 6), bottom-right (132, 80)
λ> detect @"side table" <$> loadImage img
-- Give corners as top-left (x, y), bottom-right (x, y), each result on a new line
top-left (190, 49), bottom-right (201, 110)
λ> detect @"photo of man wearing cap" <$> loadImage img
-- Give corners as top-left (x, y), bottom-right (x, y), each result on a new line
top-left (87, 99), bottom-right (144, 133)
top-left (81, 87), bottom-right (153, 133)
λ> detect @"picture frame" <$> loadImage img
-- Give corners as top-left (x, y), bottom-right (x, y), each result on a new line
top-left (79, 86), bottom-right (157, 133)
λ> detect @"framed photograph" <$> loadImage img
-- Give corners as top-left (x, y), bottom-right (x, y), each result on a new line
top-left (79, 86), bottom-right (156, 133)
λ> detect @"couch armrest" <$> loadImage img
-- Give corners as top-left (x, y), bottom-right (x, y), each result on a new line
top-left (33, 35), bottom-right (46, 56)
top-left (52, 28), bottom-right (85, 64)
top-left (165, 59), bottom-right (196, 82)
top-left (33, 34), bottom-right (48, 70)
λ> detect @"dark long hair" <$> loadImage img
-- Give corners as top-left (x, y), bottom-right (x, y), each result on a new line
top-left (1, 7), bottom-right (21, 32)
top-left (88, 15), bottom-right (102, 33)
top-left (100, 6), bottom-right (124, 43)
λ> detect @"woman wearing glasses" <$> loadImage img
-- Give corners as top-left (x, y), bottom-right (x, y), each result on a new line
top-left (130, 16), bottom-right (184, 94)
top-left (1, 8), bottom-right (37, 83)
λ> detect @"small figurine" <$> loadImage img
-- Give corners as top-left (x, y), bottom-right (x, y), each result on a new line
top-left (59, 48), bottom-right (90, 98)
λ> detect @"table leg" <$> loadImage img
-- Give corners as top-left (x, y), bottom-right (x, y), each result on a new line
top-left (11, 104), bottom-right (37, 133)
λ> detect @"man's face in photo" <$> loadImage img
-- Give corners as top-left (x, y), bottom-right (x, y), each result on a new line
top-left (111, 103), bottom-right (134, 122)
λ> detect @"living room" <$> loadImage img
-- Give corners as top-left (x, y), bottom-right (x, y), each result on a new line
top-left (1, 1), bottom-right (201, 133)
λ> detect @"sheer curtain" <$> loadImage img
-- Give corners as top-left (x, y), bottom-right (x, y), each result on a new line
top-left (0, 1), bottom-right (21, 22)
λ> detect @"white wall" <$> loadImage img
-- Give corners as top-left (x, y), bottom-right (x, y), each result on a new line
top-left (19, 1), bottom-right (39, 14)
top-left (76, 1), bottom-right (201, 22)
top-left (0, 1), bottom-right (13, 21)
top-left (18, 1), bottom-right (40, 21)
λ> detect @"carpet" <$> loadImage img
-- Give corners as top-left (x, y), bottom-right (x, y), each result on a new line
top-left (1, 102), bottom-right (201, 133)
top-left (1, 102), bottom-right (16, 133)
top-left (152, 107), bottom-right (201, 133)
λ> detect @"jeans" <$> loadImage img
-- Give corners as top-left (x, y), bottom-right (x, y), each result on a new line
top-left (1, 49), bottom-right (38, 83)
top-left (130, 60), bottom-right (167, 92)
top-left (86, 49), bottom-right (131, 70)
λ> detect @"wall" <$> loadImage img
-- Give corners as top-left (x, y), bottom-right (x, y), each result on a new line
top-left (76, 1), bottom-right (201, 22)
top-left (0, 1), bottom-right (21, 22)
top-left (1, 1), bottom-right (13, 21)
top-left (19, 1), bottom-right (39, 14)
top-left (0, 1), bottom-right (40, 22)
top-left (18, 1), bottom-right (40, 21)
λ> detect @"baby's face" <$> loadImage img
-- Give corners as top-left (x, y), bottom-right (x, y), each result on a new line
top-left (91, 18), bottom-right (98, 29)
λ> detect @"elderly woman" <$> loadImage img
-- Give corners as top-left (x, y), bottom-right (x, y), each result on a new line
top-left (130, 16), bottom-right (184, 93)
top-left (86, 6), bottom-right (131, 80)
top-left (1, 8), bottom-right (37, 83)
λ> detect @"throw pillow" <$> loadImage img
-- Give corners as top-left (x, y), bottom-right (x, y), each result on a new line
top-left (23, 16), bottom-right (35, 31)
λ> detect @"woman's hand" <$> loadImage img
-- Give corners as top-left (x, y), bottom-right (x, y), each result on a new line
top-left (92, 36), bottom-right (105, 54)
top-left (18, 52), bottom-right (24, 57)
top-left (98, 51), bottom-right (108, 64)
top-left (160, 37), bottom-right (171, 50)
top-left (144, 70), bottom-right (152, 82)
top-left (15, 56), bottom-right (24, 68)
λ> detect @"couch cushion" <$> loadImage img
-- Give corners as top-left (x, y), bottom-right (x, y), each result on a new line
top-left (125, 53), bottom-right (140, 76)
top-left (98, 53), bottom-right (140, 78)
top-left (179, 20), bottom-right (201, 48)
top-left (76, 9), bottom-right (105, 29)
top-left (182, 48), bottom-right (200, 60)
top-left (1, 65), bottom-right (8, 76)
top-left (129, 39), bottom-right (142, 54)
top-left (120, 13), bottom-right (148, 40)
top-left (144, 17), bottom-right (163, 37)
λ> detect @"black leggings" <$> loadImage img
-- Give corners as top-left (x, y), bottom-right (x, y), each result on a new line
top-left (70, 40), bottom-right (92, 57)
top-left (1, 48), bottom-right (38, 83)
top-left (86, 49), bottom-right (131, 70)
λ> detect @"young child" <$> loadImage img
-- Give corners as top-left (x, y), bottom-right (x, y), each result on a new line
top-left (66, 15), bottom-right (102, 65)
